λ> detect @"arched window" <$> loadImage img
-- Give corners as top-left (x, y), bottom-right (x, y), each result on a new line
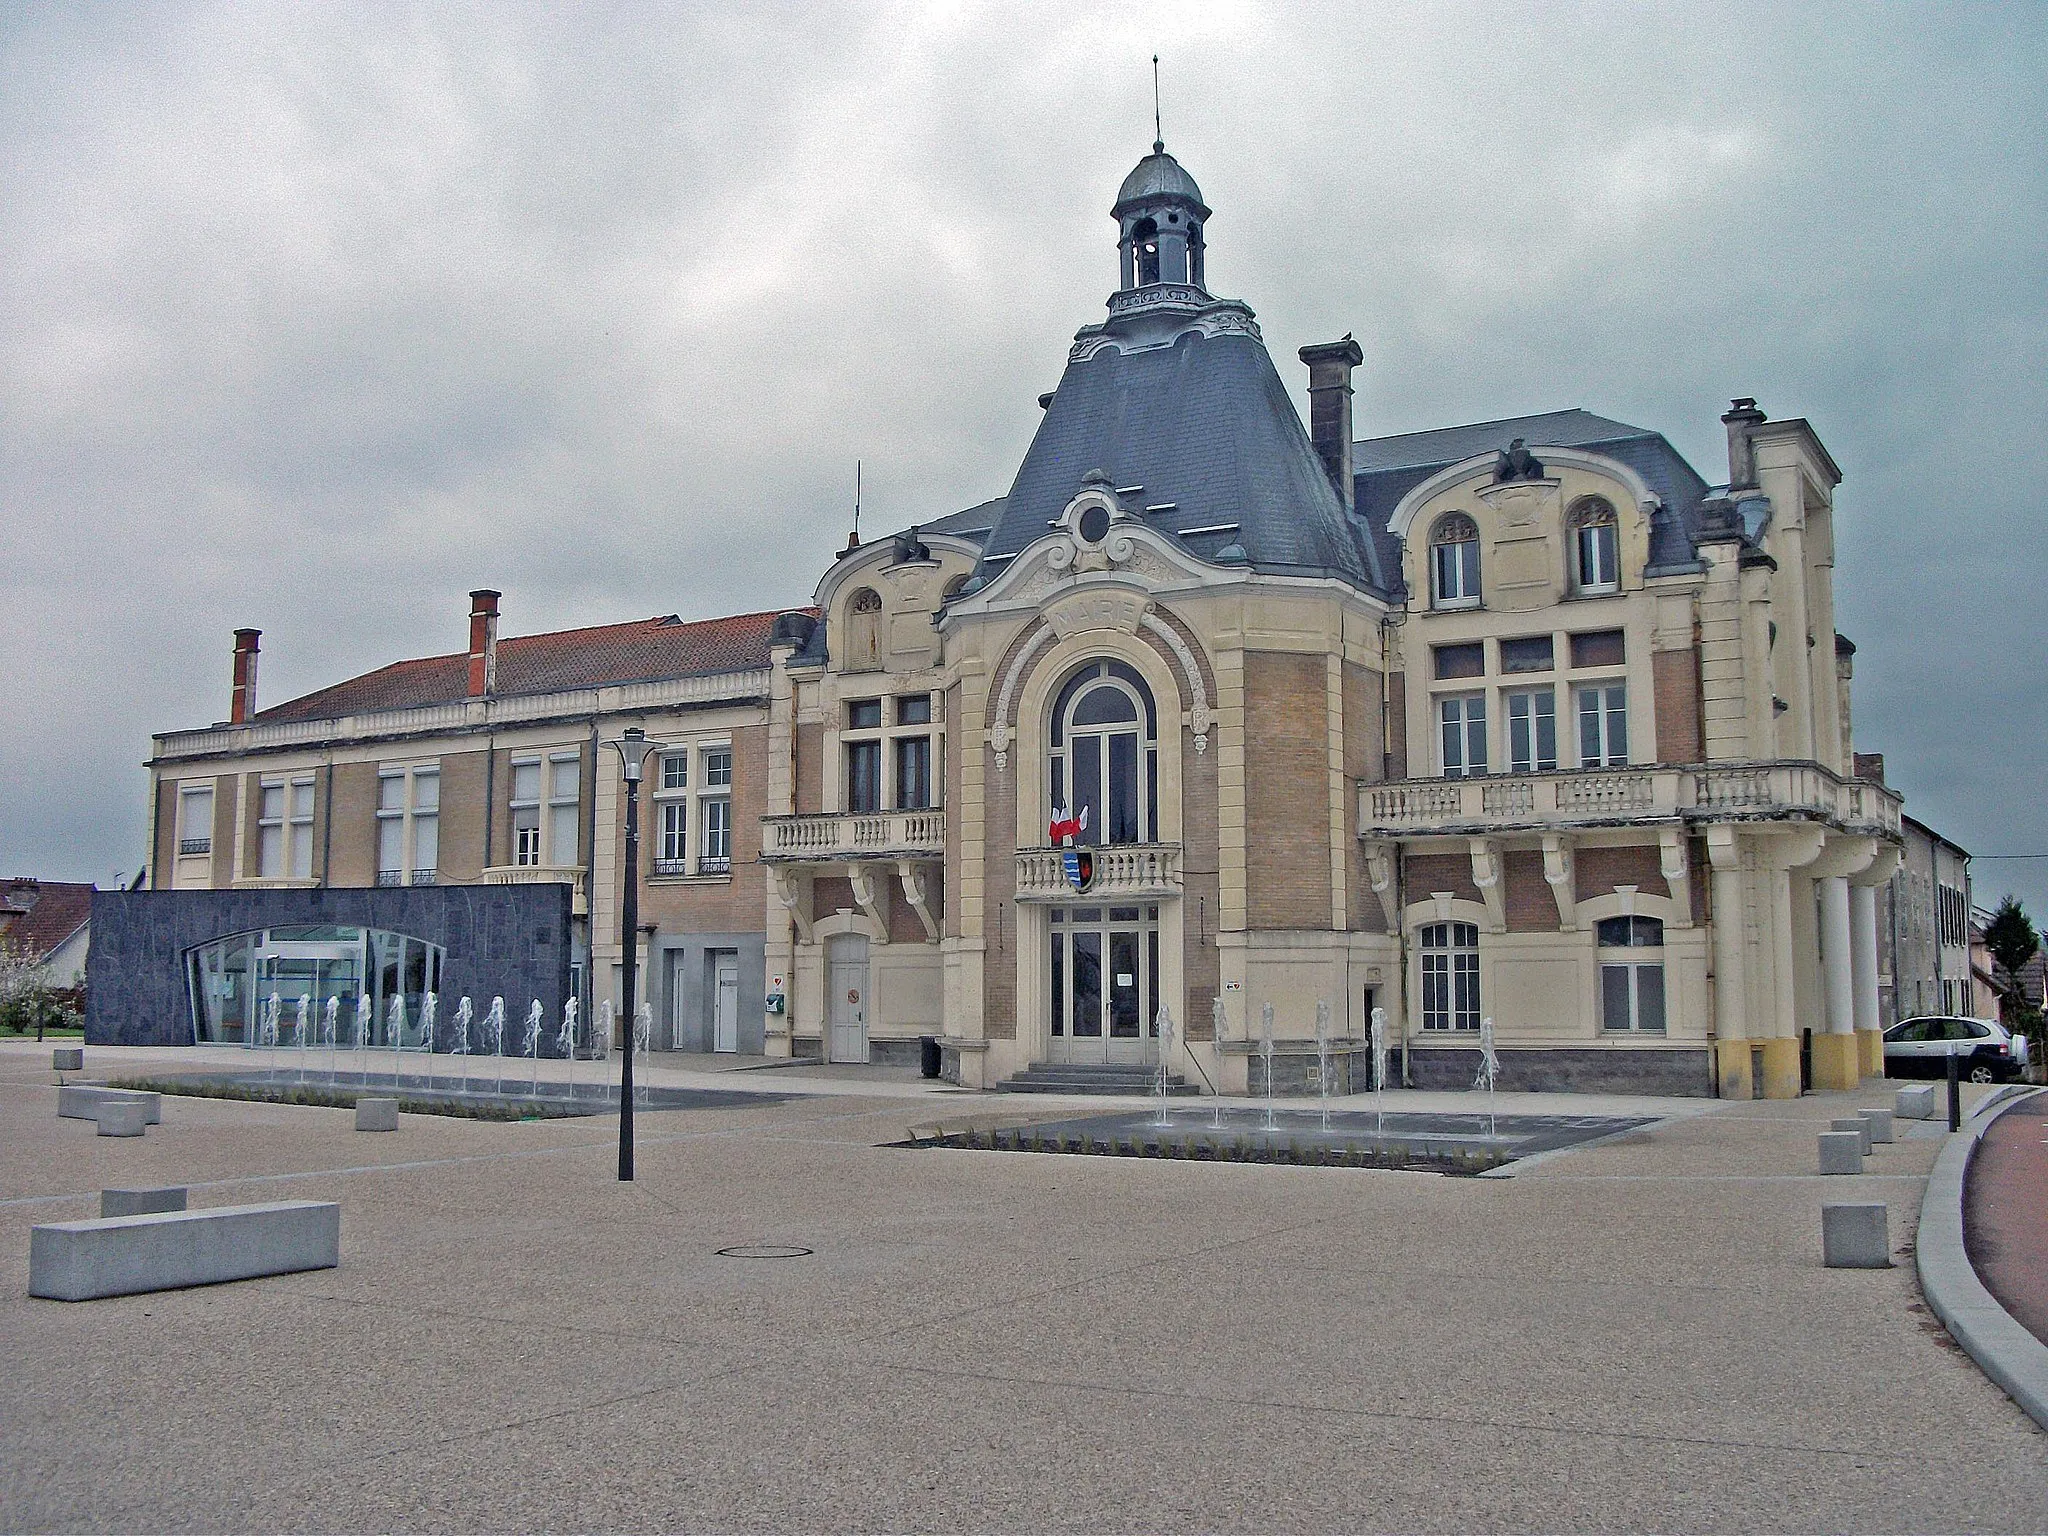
top-left (1419, 921), bottom-right (1480, 1031)
top-left (1047, 660), bottom-right (1158, 846)
top-left (1570, 498), bottom-right (1620, 594)
top-left (1429, 513), bottom-right (1480, 609)
top-left (845, 587), bottom-right (882, 672)
top-left (1597, 915), bottom-right (1665, 1033)
top-left (1132, 217), bottom-right (1161, 285)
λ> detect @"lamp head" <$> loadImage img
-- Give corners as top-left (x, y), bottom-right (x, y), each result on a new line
top-left (609, 726), bottom-right (662, 784)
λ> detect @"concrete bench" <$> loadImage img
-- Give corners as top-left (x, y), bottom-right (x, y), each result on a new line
top-left (1896, 1084), bottom-right (1936, 1120)
top-left (96, 1101), bottom-right (148, 1137)
top-left (1858, 1108), bottom-right (1895, 1145)
top-left (59, 1085), bottom-right (161, 1125)
top-left (102, 1187), bottom-right (187, 1218)
top-left (355, 1097), bottom-right (399, 1132)
top-left (52, 1047), bottom-right (84, 1074)
top-left (29, 1201), bottom-right (340, 1301)
top-left (1830, 1117), bottom-right (1872, 1155)
top-left (1818, 1131), bottom-right (1864, 1175)
top-left (1822, 1202), bottom-right (1891, 1268)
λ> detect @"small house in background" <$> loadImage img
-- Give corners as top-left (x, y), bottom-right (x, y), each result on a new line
top-left (0, 878), bottom-right (94, 989)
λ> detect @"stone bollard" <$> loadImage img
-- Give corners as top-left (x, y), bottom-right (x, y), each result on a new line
top-left (355, 1097), bottom-right (399, 1132)
top-left (1822, 1202), bottom-right (1892, 1268)
top-left (102, 1188), bottom-right (188, 1218)
top-left (1830, 1116), bottom-right (1872, 1155)
top-left (1857, 1108), bottom-right (1894, 1145)
top-left (52, 1047), bottom-right (84, 1075)
top-left (1895, 1084), bottom-right (1935, 1120)
top-left (1818, 1131), bottom-right (1863, 1175)
top-left (95, 1100), bottom-right (148, 1138)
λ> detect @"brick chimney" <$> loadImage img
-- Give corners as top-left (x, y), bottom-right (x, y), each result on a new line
top-left (230, 628), bottom-right (261, 724)
top-left (1721, 397), bottom-right (1767, 490)
top-left (1299, 337), bottom-right (1365, 512)
top-left (467, 590), bottom-right (501, 698)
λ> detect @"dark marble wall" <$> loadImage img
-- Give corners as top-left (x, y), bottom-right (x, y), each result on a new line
top-left (86, 885), bottom-right (572, 1051)
top-left (1404, 1045), bottom-right (1712, 1097)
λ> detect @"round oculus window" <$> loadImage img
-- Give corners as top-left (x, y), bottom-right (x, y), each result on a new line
top-left (1076, 503), bottom-right (1111, 544)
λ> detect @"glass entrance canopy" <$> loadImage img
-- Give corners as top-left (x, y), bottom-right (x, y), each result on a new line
top-left (186, 924), bottom-right (445, 1047)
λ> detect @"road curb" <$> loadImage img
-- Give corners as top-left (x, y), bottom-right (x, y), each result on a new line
top-left (1915, 1085), bottom-right (2048, 1433)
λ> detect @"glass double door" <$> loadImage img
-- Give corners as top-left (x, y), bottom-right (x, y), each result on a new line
top-left (1048, 905), bottom-right (1160, 1065)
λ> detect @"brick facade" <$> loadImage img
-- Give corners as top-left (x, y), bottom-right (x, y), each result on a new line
top-left (1244, 650), bottom-right (1334, 931)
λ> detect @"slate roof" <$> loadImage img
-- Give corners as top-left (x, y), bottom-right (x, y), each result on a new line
top-left (0, 880), bottom-right (93, 965)
top-left (1114, 146), bottom-right (1208, 216)
top-left (973, 328), bottom-right (1393, 593)
top-left (251, 608), bottom-right (797, 726)
top-left (1352, 409), bottom-right (1716, 590)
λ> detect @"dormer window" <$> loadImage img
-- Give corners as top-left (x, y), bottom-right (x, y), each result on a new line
top-left (1429, 513), bottom-right (1481, 609)
top-left (1571, 498), bottom-right (1620, 594)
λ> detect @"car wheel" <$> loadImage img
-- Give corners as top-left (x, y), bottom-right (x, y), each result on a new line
top-left (1968, 1064), bottom-right (1996, 1084)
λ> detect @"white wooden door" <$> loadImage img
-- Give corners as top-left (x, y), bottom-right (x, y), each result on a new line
top-left (826, 936), bottom-right (869, 1064)
top-left (713, 956), bottom-right (740, 1053)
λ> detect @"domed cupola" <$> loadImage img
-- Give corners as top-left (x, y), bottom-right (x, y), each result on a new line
top-left (1112, 140), bottom-right (1210, 294)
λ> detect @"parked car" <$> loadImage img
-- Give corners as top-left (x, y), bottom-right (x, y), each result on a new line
top-left (1882, 1015), bottom-right (2032, 1083)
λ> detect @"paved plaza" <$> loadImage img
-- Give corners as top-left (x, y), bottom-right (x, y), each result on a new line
top-left (3, 1041), bottom-right (2044, 1533)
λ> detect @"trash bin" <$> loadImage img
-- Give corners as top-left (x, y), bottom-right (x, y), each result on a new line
top-left (920, 1035), bottom-right (942, 1079)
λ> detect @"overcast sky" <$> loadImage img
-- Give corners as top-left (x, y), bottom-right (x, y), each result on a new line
top-left (3, 1), bottom-right (2044, 919)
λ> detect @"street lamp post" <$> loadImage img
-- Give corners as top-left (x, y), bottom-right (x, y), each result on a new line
top-left (607, 726), bottom-right (661, 1181)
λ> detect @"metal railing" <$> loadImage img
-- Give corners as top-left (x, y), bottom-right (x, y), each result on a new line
top-left (178, 837), bottom-right (211, 856)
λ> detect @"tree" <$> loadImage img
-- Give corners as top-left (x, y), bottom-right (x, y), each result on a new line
top-left (0, 938), bottom-right (81, 1039)
top-left (1983, 895), bottom-right (2040, 1002)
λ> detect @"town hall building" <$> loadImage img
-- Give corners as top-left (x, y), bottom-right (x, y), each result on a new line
top-left (96, 139), bottom-right (1906, 1099)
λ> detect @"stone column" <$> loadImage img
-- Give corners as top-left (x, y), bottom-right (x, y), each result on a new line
top-left (1707, 830), bottom-right (1751, 1099)
top-left (1761, 866), bottom-right (1803, 1099)
top-left (1850, 882), bottom-right (1882, 1077)
top-left (1812, 874), bottom-right (1858, 1090)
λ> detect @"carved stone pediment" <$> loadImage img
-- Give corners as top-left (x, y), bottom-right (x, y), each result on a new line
top-left (1476, 477), bottom-right (1561, 528)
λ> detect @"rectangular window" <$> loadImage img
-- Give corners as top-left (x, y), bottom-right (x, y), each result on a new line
top-left (1578, 522), bottom-right (1619, 591)
top-left (847, 699), bottom-right (883, 731)
top-left (1439, 694), bottom-right (1487, 778)
top-left (409, 768), bottom-right (438, 884)
top-left (1601, 964), bottom-right (1666, 1032)
top-left (1576, 684), bottom-right (1628, 767)
top-left (847, 739), bottom-right (881, 813)
top-left (1500, 635), bottom-right (1555, 674)
top-left (700, 795), bottom-right (731, 874)
top-left (1420, 921), bottom-right (1480, 1031)
top-left (895, 735), bottom-right (931, 810)
top-left (547, 753), bottom-right (579, 865)
top-left (896, 693), bottom-right (933, 726)
top-left (178, 785), bottom-right (214, 855)
top-left (1433, 641), bottom-right (1485, 680)
top-left (257, 781), bottom-right (285, 877)
top-left (1506, 689), bottom-right (1557, 774)
top-left (660, 752), bottom-right (688, 791)
top-left (288, 777), bottom-right (315, 879)
top-left (1569, 628), bottom-right (1627, 668)
top-left (702, 747), bottom-right (732, 789)
top-left (658, 801), bottom-right (688, 872)
top-left (376, 772), bottom-right (405, 883)
top-left (1432, 540), bottom-right (1480, 607)
top-left (510, 759), bottom-right (542, 867)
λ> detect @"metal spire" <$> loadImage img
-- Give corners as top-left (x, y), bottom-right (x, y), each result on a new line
top-left (1152, 54), bottom-right (1162, 151)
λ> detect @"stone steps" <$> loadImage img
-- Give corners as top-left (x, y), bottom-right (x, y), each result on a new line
top-left (997, 1063), bottom-right (1200, 1096)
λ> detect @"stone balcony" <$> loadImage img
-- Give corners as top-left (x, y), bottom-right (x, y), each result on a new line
top-left (761, 809), bottom-right (948, 863)
top-left (1358, 760), bottom-right (1902, 840)
top-left (1014, 842), bottom-right (1183, 903)
top-left (482, 863), bottom-right (589, 915)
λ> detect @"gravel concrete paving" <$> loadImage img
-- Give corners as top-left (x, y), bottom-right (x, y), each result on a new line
top-left (2, 1041), bottom-right (2043, 1533)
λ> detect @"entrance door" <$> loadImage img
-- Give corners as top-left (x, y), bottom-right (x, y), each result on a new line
top-left (826, 936), bottom-right (869, 1063)
top-left (713, 955), bottom-right (740, 1053)
top-left (1048, 905), bottom-right (1159, 1065)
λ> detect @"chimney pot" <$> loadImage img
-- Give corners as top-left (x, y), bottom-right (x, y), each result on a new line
top-left (1298, 338), bottom-right (1365, 513)
top-left (468, 590), bottom-right (501, 698)
top-left (230, 628), bottom-right (262, 724)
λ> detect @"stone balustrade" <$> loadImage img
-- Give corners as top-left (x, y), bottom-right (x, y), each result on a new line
top-left (1014, 842), bottom-right (1183, 903)
top-left (762, 809), bottom-right (948, 861)
top-left (1359, 760), bottom-right (1902, 838)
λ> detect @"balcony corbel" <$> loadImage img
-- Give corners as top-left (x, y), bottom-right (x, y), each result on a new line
top-left (772, 867), bottom-right (815, 945)
top-left (1541, 834), bottom-right (1575, 931)
top-left (848, 863), bottom-right (890, 945)
top-left (1658, 827), bottom-right (1693, 927)
top-left (896, 860), bottom-right (940, 944)
top-left (1363, 841), bottom-right (1400, 932)
top-left (1468, 838), bottom-right (1506, 933)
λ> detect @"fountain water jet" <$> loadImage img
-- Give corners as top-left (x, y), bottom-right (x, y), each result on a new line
top-left (633, 1002), bottom-right (652, 1110)
top-left (1475, 1015), bottom-right (1500, 1139)
top-left (419, 992), bottom-right (437, 1091)
top-left (591, 1001), bottom-right (614, 1102)
top-left (1210, 996), bottom-right (1228, 1130)
top-left (1370, 1006), bottom-right (1388, 1137)
top-left (387, 995), bottom-right (407, 1088)
top-left (1260, 1002), bottom-right (1276, 1131)
top-left (483, 997), bottom-right (506, 1096)
top-left (452, 997), bottom-right (473, 1097)
top-left (294, 995), bottom-right (311, 1086)
top-left (323, 996), bottom-right (340, 1082)
top-left (558, 999), bottom-right (579, 1100)
top-left (1314, 999), bottom-right (1332, 1131)
top-left (1153, 1005), bottom-right (1176, 1128)
top-left (523, 1001), bottom-right (543, 1094)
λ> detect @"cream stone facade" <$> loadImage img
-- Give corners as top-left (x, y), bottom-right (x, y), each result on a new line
top-left (126, 140), bottom-right (1910, 1098)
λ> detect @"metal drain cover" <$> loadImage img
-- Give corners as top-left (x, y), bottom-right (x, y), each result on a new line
top-left (714, 1244), bottom-right (813, 1259)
